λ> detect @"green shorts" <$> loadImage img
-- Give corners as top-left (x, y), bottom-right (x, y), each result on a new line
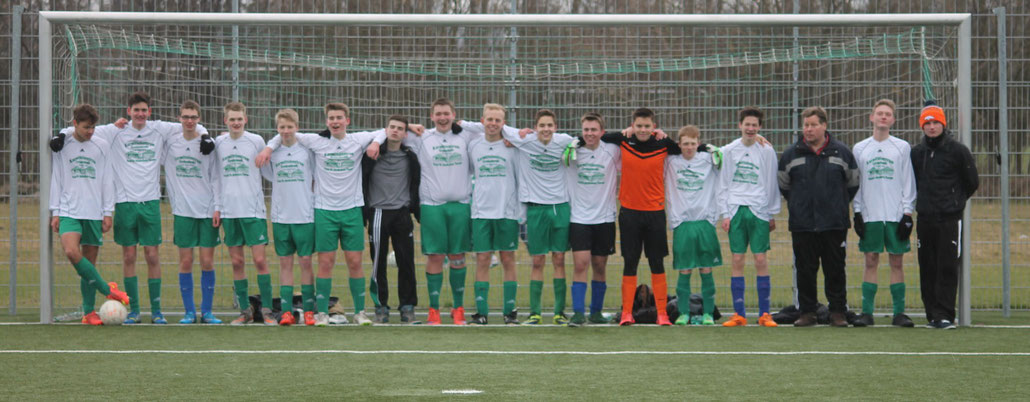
top-left (525, 202), bottom-right (570, 256)
top-left (173, 215), bottom-right (220, 249)
top-left (314, 208), bottom-right (364, 253)
top-left (113, 200), bottom-right (162, 247)
top-left (859, 221), bottom-right (911, 255)
top-left (273, 222), bottom-right (315, 257)
top-left (59, 217), bottom-right (103, 246)
top-left (728, 206), bottom-right (770, 254)
top-left (472, 218), bottom-right (519, 252)
top-left (420, 202), bottom-right (472, 255)
top-left (222, 217), bottom-right (269, 247)
top-left (673, 221), bottom-right (723, 270)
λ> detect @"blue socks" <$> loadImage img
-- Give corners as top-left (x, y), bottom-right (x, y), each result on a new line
top-left (572, 281), bottom-right (587, 314)
top-left (179, 273), bottom-right (195, 314)
top-left (731, 276), bottom-right (746, 316)
top-left (200, 270), bottom-right (215, 314)
top-left (590, 280), bottom-right (607, 314)
top-left (756, 275), bottom-right (771, 315)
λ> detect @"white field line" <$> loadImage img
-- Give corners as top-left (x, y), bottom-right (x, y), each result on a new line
top-left (2, 322), bottom-right (1030, 329)
top-left (0, 350), bottom-right (1028, 356)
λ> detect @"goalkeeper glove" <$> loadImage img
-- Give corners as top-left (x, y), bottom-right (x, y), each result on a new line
top-left (853, 213), bottom-right (865, 239)
top-left (450, 122), bottom-right (463, 134)
top-left (701, 144), bottom-right (723, 169)
top-left (896, 215), bottom-right (914, 240)
top-left (199, 134), bottom-right (215, 155)
top-left (562, 138), bottom-right (580, 166)
top-left (49, 132), bottom-right (66, 152)
top-left (318, 129), bottom-right (331, 138)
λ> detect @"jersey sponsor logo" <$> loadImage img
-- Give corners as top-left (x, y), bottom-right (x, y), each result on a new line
top-left (431, 144), bottom-right (463, 166)
top-left (124, 140), bottom-right (157, 163)
top-left (529, 153), bottom-right (561, 172)
top-left (69, 156), bottom-right (97, 179)
top-left (274, 160), bottom-right (307, 182)
top-left (577, 163), bottom-right (606, 185)
top-left (475, 155), bottom-right (509, 178)
top-left (222, 154), bottom-right (251, 177)
top-left (174, 156), bottom-right (203, 178)
top-left (675, 168), bottom-right (705, 192)
top-left (323, 152), bottom-right (356, 172)
top-left (865, 156), bottom-right (895, 180)
top-left (732, 160), bottom-right (760, 185)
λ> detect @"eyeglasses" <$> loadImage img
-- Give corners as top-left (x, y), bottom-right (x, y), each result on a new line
top-left (180, 115), bottom-right (200, 120)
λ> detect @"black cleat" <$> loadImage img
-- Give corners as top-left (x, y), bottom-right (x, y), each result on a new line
top-left (892, 313), bottom-right (915, 328)
top-left (470, 313), bottom-right (488, 325)
top-left (853, 313), bottom-right (875, 327)
top-left (503, 310), bottom-right (520, 325)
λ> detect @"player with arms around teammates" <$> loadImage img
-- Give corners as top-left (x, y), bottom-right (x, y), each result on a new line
top-left (50, 104), bottom-right (130, 325)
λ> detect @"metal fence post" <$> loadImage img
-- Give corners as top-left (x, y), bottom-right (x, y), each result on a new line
top-left (8, 5), bottom-right (23, 316)
top-left (994, 7), bottom-right (1011, 317)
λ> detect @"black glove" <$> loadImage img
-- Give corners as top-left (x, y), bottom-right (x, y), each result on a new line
top-left (199, 134), bottom-right (215, 155)
top-left (49, 132), bottom-right (66, 152)
top-left (318, 129), bottom-right (331, 138)
top-left (853, 213), bottom-right (865, 239)
top-left (896, 215), bottom-right (914, 240)
top-left (450, 122), bottom-right (463, 134)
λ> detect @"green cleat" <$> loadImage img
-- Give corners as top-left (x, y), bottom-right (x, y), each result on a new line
top-left (689, 314), bottom-right (704, 325)
top-left (588, 312), bottom-right (614, 324)
top-left (522, 314), bottom-right (543, 325)
top-left (701, 313), bottom-right (715, 326)
top-left (674, 314), bottom-right (690, 326)
top-left (568, 312), bottom-right (587, 327)
top-left (553, 313), bottom-right (570, 326)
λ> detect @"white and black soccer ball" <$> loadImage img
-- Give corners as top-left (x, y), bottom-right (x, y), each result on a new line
top-left (98, 300), bottom-right (128, 325)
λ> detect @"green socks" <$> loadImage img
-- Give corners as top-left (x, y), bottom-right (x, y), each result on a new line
top-left (148, 278), bottom-right (162, 314)
top-left (124, 276), bottom-right (140, 313)
top-left (301, 284), bottom-right (315, 312)
top-left (529, 280), bottom-right (543, 315)
top-left (257, 274), bottom-right (272, 311)
top-left (700, 272), bottom-right (715, 315)
top-left (449, 268), bottom-right (467, 308)
top-left (280, 285), bottom-right (294, 313)
top-left (676, 272), bottom-right (692, 308)
top-left (73, 257), bottom-right (109, 294)
top-left (474, 281), bottom-right (490, 316)
top-left (503, 281), bottom-right (518, 315)
top-left (349, 277), bottom-right (366, 312)
top-left (234, 279), bottom-right (250, 310)
top-left (315, 277), bottom-right (332, 313)
top-left (862, 282), bottom-right (878, 315)
top-left (890, 282), bottom-right (906, 315)
top-left (81, 278), bottom-right (96, 314)
top-left (426, 272), bottom-right (443, 309)
top-left (553, 278), bottom-right (567, 314)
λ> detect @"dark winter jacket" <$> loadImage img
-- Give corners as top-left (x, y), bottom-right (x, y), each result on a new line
top-left (361, 144), bottom-right (421, 223)
top-left (777, 132), bottom-right (859, 232)
top-left (910, 130), bottom-right (979, 220)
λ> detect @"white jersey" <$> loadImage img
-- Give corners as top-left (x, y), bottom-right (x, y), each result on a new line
top-left (718, 138), bottom-right (780, 222)
top-left (399, 123), bottom-right (482, 206)
top-left (260, 141), bottom-right (315, 224)
top-left (665, 153), bottom-right (721, 228)
top-left (468, 135), bottom-right (522, 220)
top-left (162, 134), bottom-right (217, 219)
top-left (504, 131), bottom-right (575, 204)
top-left (267, 130), bottom-right (385, 211)
top-left (567, 143), bottom-right (621, 224)
top-left (213, 131), bottom-right (267, 219)
top-left (852, 135), bottom-right (916, 222)
top-left (88, 120), bottom-right (207, 203)
top-left (49, 133), bottom-right (115, 220)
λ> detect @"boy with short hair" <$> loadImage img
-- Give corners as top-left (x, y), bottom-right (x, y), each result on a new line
top-left (50, 104), bottom-right (130, 325)
top-left (213, 101), bottom-right (276, 326)
top-left (665, 125), bottom-right (723, 326)
top-left (259, 108), bottom-right (316, 326)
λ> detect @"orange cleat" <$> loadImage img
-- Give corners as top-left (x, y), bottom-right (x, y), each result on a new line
top-left (656, 313), bottom-right (672, 326)
top-left (82, 311), bottom-right (103, 326)
top-left (105, 282), bottom-right (130, 306)
top-left (279, 311), bottom-right (296, 326)
top-left (426, 307), bottom-right (441, 325)
top-left (758, 312), bottom-right (779, 327)
top-left (722, 313), bottom-right (747, 327)
top-left (451, 306), bottom-right (467, 325)
top-left (304, 311), bottom-right (315, 326)
top-left (619, 312), bottom-right (635, 326)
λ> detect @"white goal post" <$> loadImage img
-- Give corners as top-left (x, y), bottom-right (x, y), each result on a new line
top-left (36, 11), bottom-right (973, 324)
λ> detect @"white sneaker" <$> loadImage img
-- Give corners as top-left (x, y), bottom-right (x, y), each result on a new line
top-left (328, 313), bottom-right (349, 325)
top-left (314, 312), bottom-right (329, 327)
top-left (354, 310), bottom-right (373, 326)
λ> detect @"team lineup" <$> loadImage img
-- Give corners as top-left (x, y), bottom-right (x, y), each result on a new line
top-left (49, 92), bottom-right (979, 329)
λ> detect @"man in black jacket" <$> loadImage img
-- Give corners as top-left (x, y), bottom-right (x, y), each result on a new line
top-left (361, 115), bottom-right (422, 324)
top-left (778, 106), bottom-right (859, 327)
top-left (911, 101), bottom-right (979, 329)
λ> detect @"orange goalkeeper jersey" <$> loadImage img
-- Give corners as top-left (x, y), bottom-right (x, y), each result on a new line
top-left (601, 132), bottom-right (680, 211)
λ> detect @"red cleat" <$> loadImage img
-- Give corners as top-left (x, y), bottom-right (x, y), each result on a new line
top-left (304, 311), bottom-right (315, 326)
top-left (451, 306), bottom-right (467, 325)
top-left (656, 313), bottom-right (672, 326)
top-left (619, 312), bottom-right (635, 326)
top-left (105, 282), bottom-right (130, 306)
top-left (279, 311), bottom-right (296, 326)
top-left (82, 311), bottom-right (103, 326)
top-left (426, 308), bottom-right (441, 325)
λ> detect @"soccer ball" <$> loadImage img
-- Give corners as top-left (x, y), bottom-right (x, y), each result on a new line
top-left (98, 300), bottom-right (128, 325)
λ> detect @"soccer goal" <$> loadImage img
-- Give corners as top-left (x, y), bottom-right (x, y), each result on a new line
top-left (36, 12), bottom-right (973, 324)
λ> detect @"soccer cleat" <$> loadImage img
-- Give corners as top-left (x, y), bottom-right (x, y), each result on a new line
top-left (758, 313), bottom-right (779, 328)
top-left (426, 308), bottom-right (442, 326)
top-left (260, 308), bottom-right (278, 326)
top-left (656, 314), bottom-right (673, 326)
top-left (201, 312), bottom-right (223, 324)
top-left (892, 313), bottom-right (915, 328)
top-left (304, 311), bottom-right (316, 326)
top-left (152, 313), bottom-right (168, 325)
top-left (853, 313), bottom-right (875, 327)
top-left (618, 312), bottom-right (635, 326)
top-left (82, 311), bottom-right (103, 326)
top-left (399, 305), bottom-right (417, 324)
top-left (522, 314), bottom-right (543, 325)
top-left (470, 313), bottom-right (488, 325)
top-left (674, 314), bottom-right (690, 326)
top-left (279, 311), bottom-right (296, 326)
top-left (374, 306), bottom-right (390, 324)
top-left (588, 312), bottom-right (614, 324)
top-left (354, 310), bottom-right (373, 326)
top-left (230, 307), bottom-right (254, 326)
top-left (123, 311), bottom-right (142, 325)
top-left (328, 313), bottom-right (349, 325)
top-left (722, 313), bottom-right (747, 327)
top-left (568, 312), bottom-right (586, 327)
top-left (314, 312), bottom-right (329, 327)
top-left (503, 310), bottom-right (520, 325)
top-left (106, 282), bottom-right (130, 306)
top-left (553, 313), bottom-right (570, 326)
top-left (451, 306), bottom-right (467, 325)
top-left (938, 319), bottom-right (957, 330)
top-left (701, 314), bottom-right (715, 326)
top-left (179, 311), bottom-right (197, 324)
